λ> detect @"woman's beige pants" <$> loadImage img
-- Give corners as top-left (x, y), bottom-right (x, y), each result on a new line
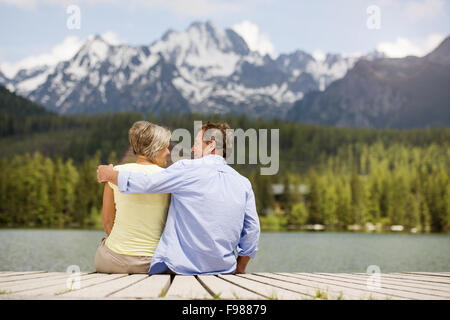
top-left (94, 238), bottom-right (152, 274)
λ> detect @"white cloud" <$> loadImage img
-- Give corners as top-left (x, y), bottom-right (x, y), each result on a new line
top-left (0, 36), bottom-right (83, 77)
top-left (0, 0), bottom-right (243, 15)
top-left (162, 0), bottom-right (242, 16)
top-left (405, 0), bottom-right (445, 21)
top-left (0, 31), bottom-right (120, 78)
top-left (232, 20), bottom-right (275, 57)
top-left (376, 33), bottom-right (445, 58)
top-left (0, 0), bottom-right (73, 9)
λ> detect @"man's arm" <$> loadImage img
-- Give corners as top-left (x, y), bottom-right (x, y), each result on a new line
top-left (236, 187), bottom-right (261, 273)
top-left (235, 256), bottom-right (250, 274)
top-left (97, 160), bottom-right (189, 194)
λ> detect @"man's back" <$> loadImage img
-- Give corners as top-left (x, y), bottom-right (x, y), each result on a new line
top-left (117, 154), bottom-right (260, 275)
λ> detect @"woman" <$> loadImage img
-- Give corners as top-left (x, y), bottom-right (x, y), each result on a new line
top-left (94, 121), bottom-right (171, 274)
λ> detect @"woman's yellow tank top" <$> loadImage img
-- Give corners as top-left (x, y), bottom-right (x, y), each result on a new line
top-left (105, 163), bottom-right (170, 257)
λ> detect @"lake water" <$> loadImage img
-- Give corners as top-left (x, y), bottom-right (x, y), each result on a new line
top-left (1, 229), bottom-right (449, 273)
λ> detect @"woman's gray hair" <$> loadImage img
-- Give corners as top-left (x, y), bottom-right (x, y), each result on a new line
top-left (129, 121), bottom-right (171, 162)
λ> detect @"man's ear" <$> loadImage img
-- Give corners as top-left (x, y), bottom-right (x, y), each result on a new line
top-left (205, 140), bottom-right (216, 154)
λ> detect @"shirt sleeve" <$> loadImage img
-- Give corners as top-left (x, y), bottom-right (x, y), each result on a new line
top-left (237, 187), bottom-right (261, 258)
top-left (117, 160), bottom-right (188, 194)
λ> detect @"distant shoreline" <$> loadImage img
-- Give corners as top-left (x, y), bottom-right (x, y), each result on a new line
top-left (0, 227), bottom-right (449, 235)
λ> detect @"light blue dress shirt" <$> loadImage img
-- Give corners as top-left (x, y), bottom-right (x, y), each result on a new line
top-left (117, 154), bottom-right (260, 275)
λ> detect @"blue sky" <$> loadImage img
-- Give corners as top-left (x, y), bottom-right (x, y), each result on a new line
top-left (0, 0), bottom-right (449, 76)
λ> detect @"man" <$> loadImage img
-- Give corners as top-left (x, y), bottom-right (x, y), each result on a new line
top-left (97, 121), bottom-right (260, 275)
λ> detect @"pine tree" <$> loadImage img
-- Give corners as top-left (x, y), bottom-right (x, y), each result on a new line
top-left (287, 202), bottom-right (309, 227)
top-left (322, 173), bottom-right (338, 226)
top-left (404, 193), bottom-right (420, 229)
top-left (350, 170), bottom-right (365, 225)
top-left (335, 177), bottom-right (352, 229)
top-left (306, 169), bottom-right (323, 224)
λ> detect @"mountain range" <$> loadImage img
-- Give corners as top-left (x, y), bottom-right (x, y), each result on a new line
top-left (0, 21), bottom-right (448, 128)
top-left (288, 36), bottom-right (450, 128)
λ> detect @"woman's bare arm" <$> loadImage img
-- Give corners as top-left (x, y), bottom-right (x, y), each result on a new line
top-left (102, 183), bottom-right (116, 235)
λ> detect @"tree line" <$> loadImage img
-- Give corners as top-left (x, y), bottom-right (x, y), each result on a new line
top-left (2, 110), bottom-right (449, 171)
top-left (0, 99), bottom-right (449, 231)
top-left (254, 142), bottom-right (449, 232)
top-left (0, 141), bottom-right (448, 232)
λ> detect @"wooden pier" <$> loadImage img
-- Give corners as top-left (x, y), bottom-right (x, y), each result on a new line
top-left (0, 271), bottom-right (449, 300)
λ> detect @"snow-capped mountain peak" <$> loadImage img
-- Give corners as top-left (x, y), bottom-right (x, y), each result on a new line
top-left (150, 20), bottom-right (248, 79)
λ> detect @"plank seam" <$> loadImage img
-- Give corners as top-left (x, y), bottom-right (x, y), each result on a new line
top-left (105, 275), bottom-right (150, 298)
top-left (218, 275), bottom-right (272, 299)
top-left (402, 272), bottom-right (450, 278)
top-left (195, 276), bottom-right (218, 298)
top-left (54, 274), bottom-right (129, 296)
top-left (0, 271), bottom-right (47, 278)
top-left (252, 273), bottom-right (358, 298)
top-left (273, 273), bottom-right (407, 300)
top-left (351, 273), bottom-right (450, 285)
top-left (296, 273), bottom-right (450, 299)
top-left (236, 274), bottom-right (315, 299)
top-left (4, 273), bottom-right (101, 295)
top-left (316, 273), bottom-right (450, 294)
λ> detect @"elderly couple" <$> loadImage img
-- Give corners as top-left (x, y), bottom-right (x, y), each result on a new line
top-left (96, 120), bottom-right (260, 275)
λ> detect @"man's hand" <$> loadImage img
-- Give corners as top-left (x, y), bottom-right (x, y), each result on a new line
top-left (97, 164), bottom-right (117, 184)
top-left (235, 256), bottom-right (250, 274)
top-left (235, 266), bottom-right (246, 274)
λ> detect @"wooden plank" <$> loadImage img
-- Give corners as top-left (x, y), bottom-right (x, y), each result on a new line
top-left (18, 273), bottom-right (122, 297)
top-left (61, 274), bottom-right (147, 298)
top-left (353, 272), bottom-right (450, 285)
top-left (253, 273), bottom-right (389, 300)
top-left (403, 272), bottom-right (450, 278)
top-left (218, 274), bottom-right (309, 300)
top-left (0, 272), bottom-right (74, 287)
top-left (302, 273), bottom-right (450, 298)
top-left (287, 273), bottom-right (420, 300)
top-left (318, 273), bottom-right (450, 294)
top-left (0, 271), bottom-right (47, 278)
top-left (393, 273), bottom-right (450, 283)
top-left (279, 273), bottom-right (410, 300)
top-left (2, 271), bottom-right (449, 300)
top-left (240, 273), bottom-right (344, 299)
top-left (197, 275), bottom-right (265, 300)
top-left (111, 275), bottom-right (171, 299)
top-left (165, 276), bottom-right (212, 299)
top-left (342, 273), bottom-right (450, 288)
top-left (291, 273), bottom-right (446, 300)
top-left (0, 272), bottom-right (57, 283)
top-left (0, 273), bottom-right (90, 293)
top-left (322, 272), bottom-right (450, 288)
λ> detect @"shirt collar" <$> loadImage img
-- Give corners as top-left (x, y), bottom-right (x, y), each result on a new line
top-left (202, 154), bottom-right (227, 165)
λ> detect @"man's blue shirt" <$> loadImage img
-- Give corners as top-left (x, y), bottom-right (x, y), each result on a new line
top-left (117, 154), bottom-right (260, 275)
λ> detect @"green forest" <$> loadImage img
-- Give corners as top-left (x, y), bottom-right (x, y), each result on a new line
top-left (0, 86), bottom-right (449, 232)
